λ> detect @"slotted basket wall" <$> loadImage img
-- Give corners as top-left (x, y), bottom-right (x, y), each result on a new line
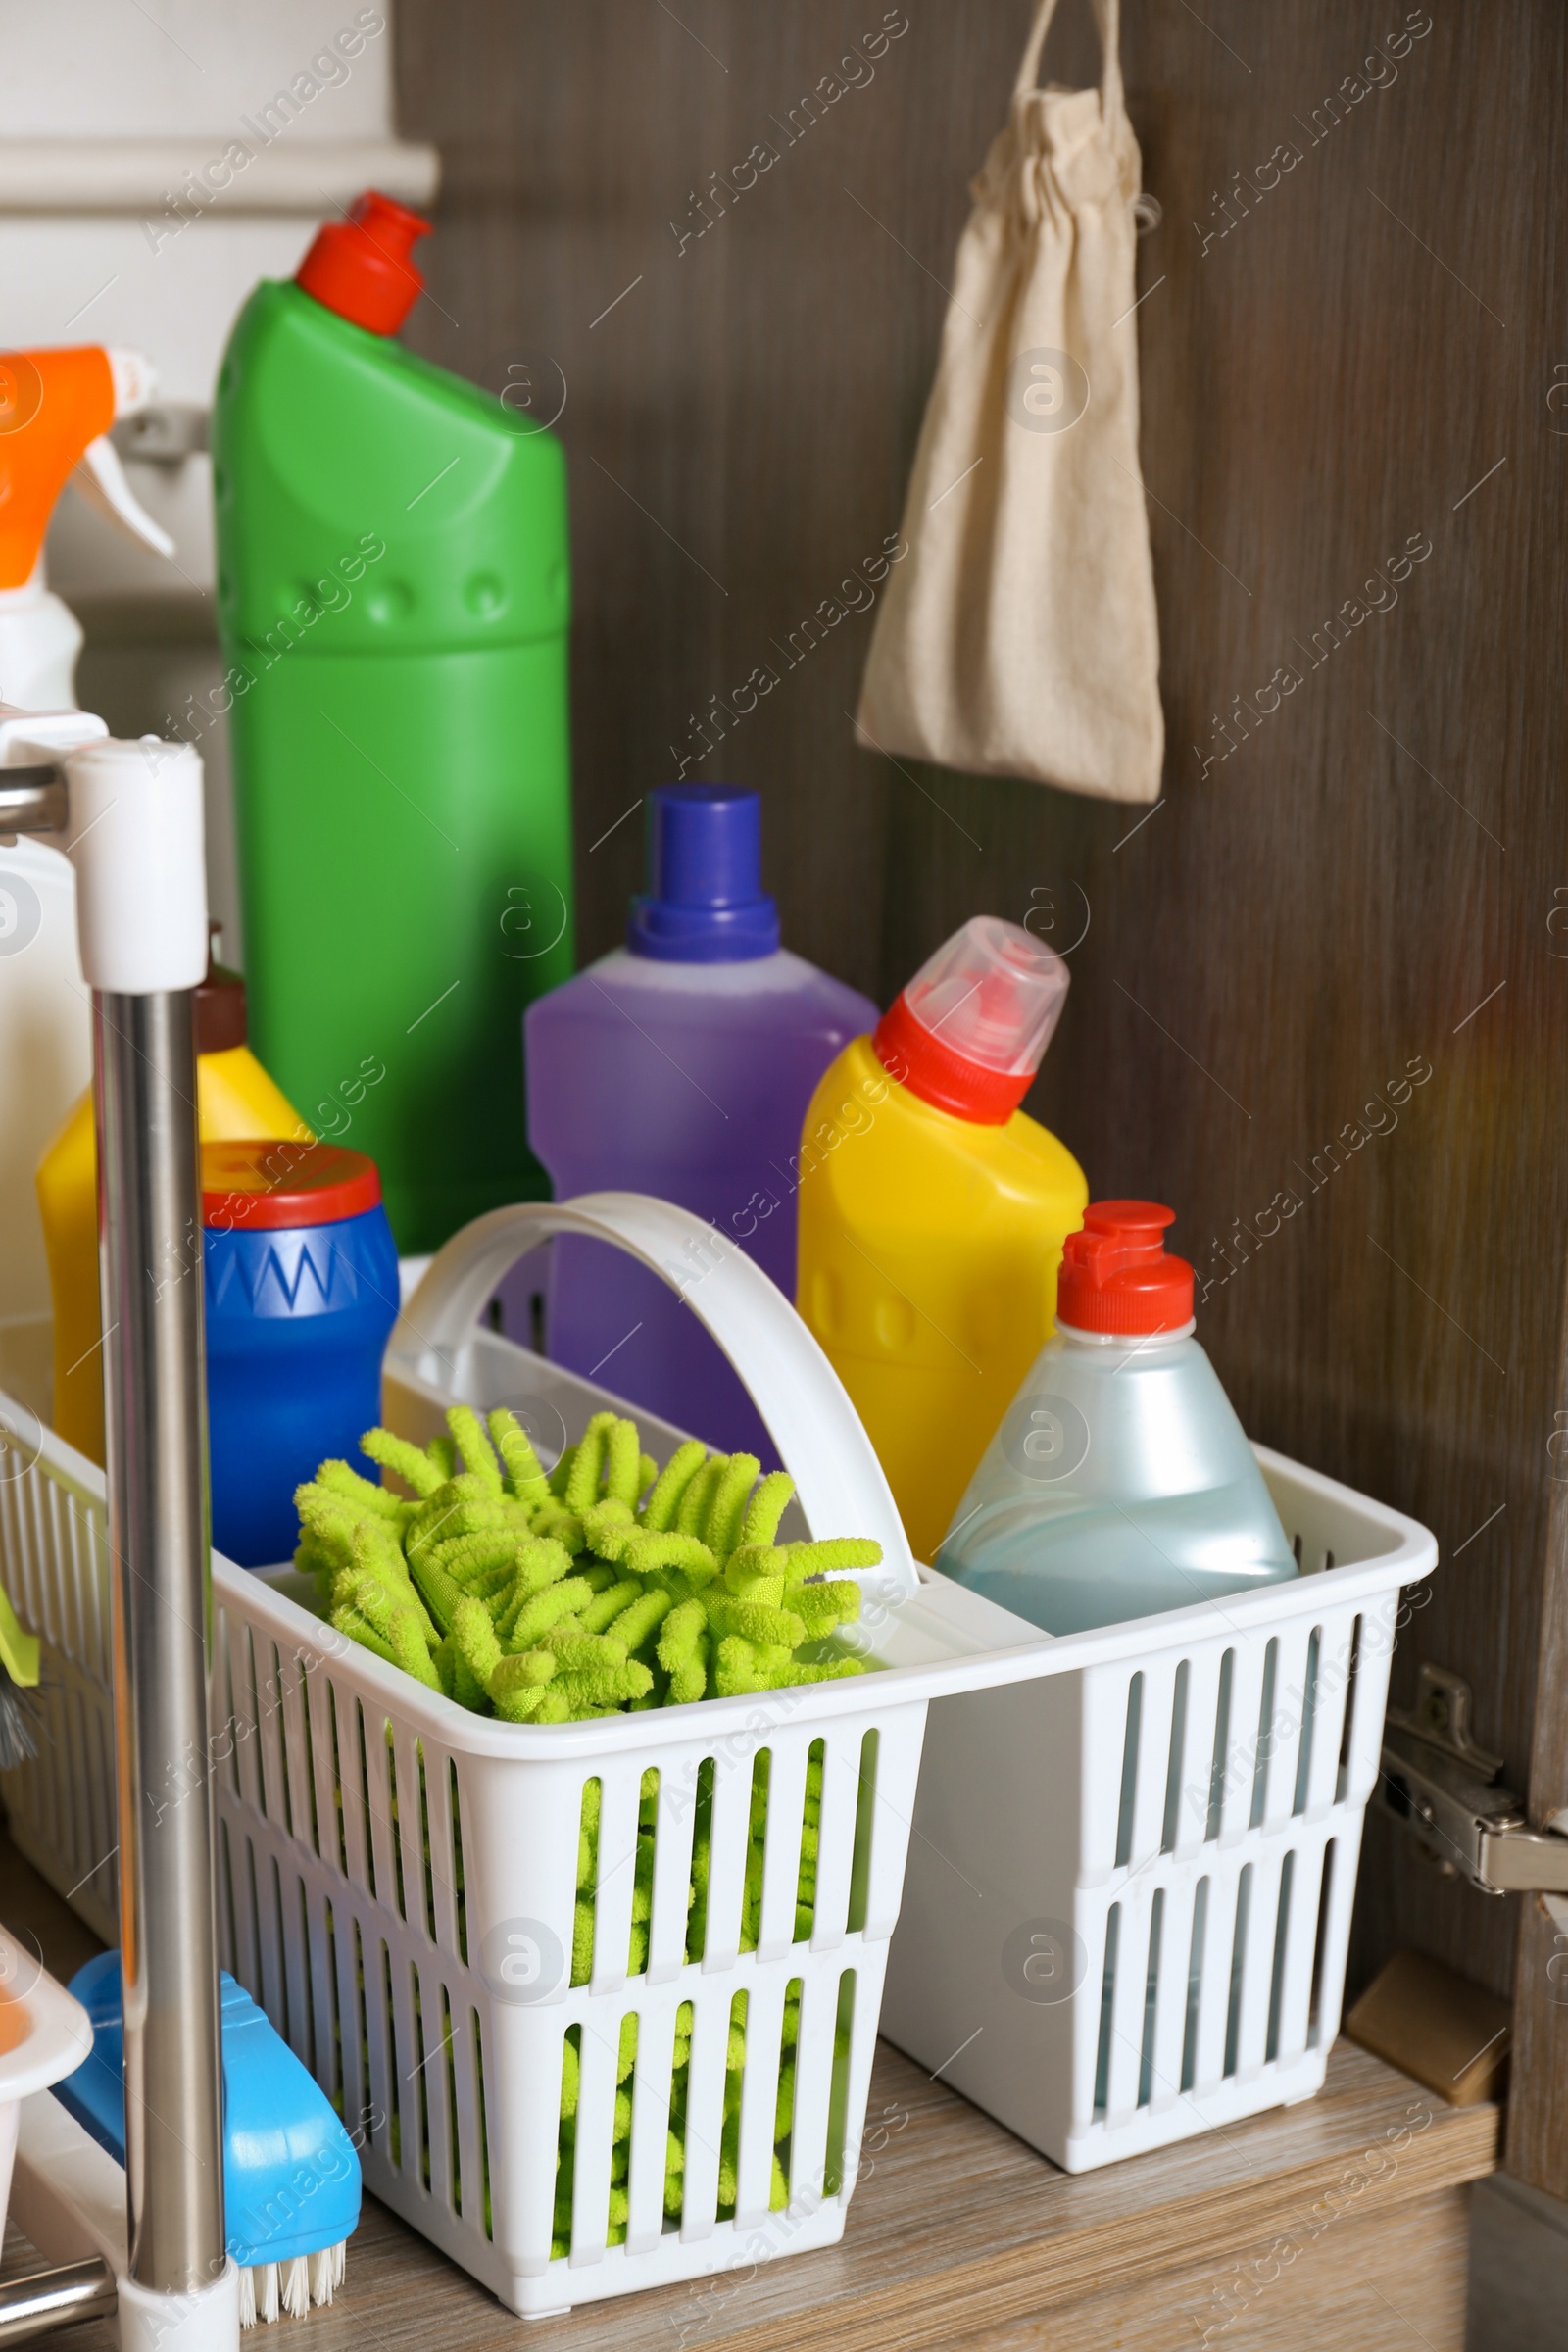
top-left (0, 1192), bottom-right (1437, 2306)
top-left (0, 1425), bottom-right (119, 1945)
top-left (880, 1459), bottom-right (1432, 2172)
top-left (1, 1195), bottom-right (1051, 2315)
top-left (209, 1564), bottom-right (923, 2308)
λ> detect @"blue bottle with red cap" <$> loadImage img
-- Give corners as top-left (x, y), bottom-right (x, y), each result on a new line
top-left (203, 1139), bottom-right (400, 1568)
top-left (937, 1201), bottom-right (1298, 1635)
top-left (520, 785), bottom-right (878, 1456)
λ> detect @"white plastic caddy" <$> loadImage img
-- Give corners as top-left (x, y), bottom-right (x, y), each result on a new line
top-left (0, 1195), bottom-right (1436, 2312)
top-left (880, 1454), bottom-right (1435, 2171)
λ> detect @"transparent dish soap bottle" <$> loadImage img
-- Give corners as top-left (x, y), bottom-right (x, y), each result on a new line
top-left (937, 1200), bottom-right (1298, 1634)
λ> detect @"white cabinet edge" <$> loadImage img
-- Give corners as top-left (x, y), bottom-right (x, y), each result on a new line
top-left (0, 137), bottom-right (440, 214)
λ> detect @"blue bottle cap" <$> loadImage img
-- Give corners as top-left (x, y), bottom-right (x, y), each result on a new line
top-left (627, 784), bottom-right (780, 962)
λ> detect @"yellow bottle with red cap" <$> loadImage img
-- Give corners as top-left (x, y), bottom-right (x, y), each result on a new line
top-left (796, 915), bottom-right (1088, 1562)
top-left (35, 947), bottom-right (306, 1466)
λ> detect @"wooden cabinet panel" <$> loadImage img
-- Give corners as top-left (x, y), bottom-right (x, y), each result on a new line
top-left (396, 0), bottom-right (1568, 2180)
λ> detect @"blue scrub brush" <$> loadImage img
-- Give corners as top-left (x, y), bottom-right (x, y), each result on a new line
top-left (55, 1952), bottom-right (361, 2327)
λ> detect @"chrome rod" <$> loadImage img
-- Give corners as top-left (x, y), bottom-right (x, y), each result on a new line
top-left (0, 2259), bottom-right (117, 2346)
top-left (0, 765), bottom-right (68, 835)
top-left (95, 988), bottom-right (225, 2293)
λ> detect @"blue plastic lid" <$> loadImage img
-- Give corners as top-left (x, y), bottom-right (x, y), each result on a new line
top-left (627, 784), bottom-right (780, 962)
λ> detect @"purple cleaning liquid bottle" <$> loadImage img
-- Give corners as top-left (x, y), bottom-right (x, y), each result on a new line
top-left (521, 785), bottom-right (879, 1456)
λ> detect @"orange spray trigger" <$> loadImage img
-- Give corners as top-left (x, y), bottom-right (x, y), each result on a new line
top-left (0, 345), bottom-right (172, 589)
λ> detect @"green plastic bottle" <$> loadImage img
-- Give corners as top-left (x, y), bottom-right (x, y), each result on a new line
top-left (213, 191), bottom-right (574, 1251)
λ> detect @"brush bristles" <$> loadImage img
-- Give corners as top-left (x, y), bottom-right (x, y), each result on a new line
top-left (312, 2246), bottom-right (345, 2303)
top-left (238, 2242), bottom-right (346, 2328)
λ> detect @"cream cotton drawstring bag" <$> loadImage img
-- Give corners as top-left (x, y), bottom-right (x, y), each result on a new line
top-left (856, 0), bottom-right (1163, 804)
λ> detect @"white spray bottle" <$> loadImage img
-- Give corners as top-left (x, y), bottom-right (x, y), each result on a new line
top-left (0, 343), bottom-right (175, 1399)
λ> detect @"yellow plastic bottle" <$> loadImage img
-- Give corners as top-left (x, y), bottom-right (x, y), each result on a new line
top-left (36, 947), bottom-right (307, 1463)
top-left (797, 916), bottom-right (1088, 1562)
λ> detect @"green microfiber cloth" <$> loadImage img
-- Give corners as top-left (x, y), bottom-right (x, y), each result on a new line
top-left (549, 1758), bottom-right (843, 2253)
top-left (0, 1581), bottom-right (41, 1769)
top-left (0, 1584), bottom-right (38, 1688)
top-left (301, 1401), bottom-right (877, 1721)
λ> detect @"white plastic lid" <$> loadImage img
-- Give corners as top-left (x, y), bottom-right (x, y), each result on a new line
top-left (904, 915), bottom-right (1070, 1078)
top-left (64, 735), bottom-right (208, 994)
top-left (0, 1925), bottom-right (93, 2099)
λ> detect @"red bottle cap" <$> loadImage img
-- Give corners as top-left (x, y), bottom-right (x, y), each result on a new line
top-left (295, 191), bottom-right (431, 335)
top-left (202, 1140), bottom-right (382, 1232)
top-left (873, 991), bottom-right (1026, 1122)
top-left (1056, 1201), bottom-right (1195, 1335)
top-left (872, 915), bottom-right (1070, 1126)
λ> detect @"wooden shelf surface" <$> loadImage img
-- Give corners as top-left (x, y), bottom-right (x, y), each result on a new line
top-left (1, 1828), bottom-right (1497, 2350)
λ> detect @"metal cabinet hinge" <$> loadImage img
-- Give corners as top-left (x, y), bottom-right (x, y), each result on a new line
top-left (1375, 1664), bottom-right (1568, 1897)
